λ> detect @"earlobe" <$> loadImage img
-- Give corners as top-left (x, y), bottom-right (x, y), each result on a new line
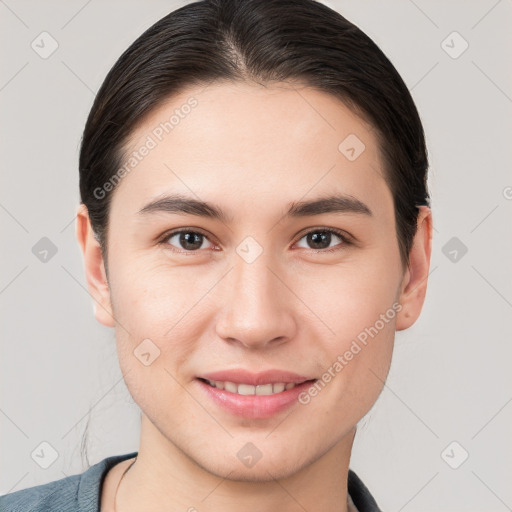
top-left (75, 204), bottom-right (115, 328)
top-left (395, 205), bottom-right (433, 331)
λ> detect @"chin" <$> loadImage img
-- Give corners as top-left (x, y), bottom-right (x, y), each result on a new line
top-left (194, 441), bottom-right (315, 483)
top-left (208, 459), bottom-right (304, 483)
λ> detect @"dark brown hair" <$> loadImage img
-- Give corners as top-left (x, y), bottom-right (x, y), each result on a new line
top-left (79, 0), bottom-right (430, 269)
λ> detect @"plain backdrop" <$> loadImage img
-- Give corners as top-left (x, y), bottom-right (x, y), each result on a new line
top-left (1, 1), bottom-right (511, 511)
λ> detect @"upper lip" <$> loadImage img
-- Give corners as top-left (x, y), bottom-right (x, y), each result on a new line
top-left (198, 369), bottom-right (316, 386)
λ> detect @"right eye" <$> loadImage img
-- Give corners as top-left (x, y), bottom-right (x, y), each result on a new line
top-left (160, 229), bottom-right (216, 253)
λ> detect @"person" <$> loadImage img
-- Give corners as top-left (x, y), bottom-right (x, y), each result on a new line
top-left (0, 0), bottom-right (432, 510)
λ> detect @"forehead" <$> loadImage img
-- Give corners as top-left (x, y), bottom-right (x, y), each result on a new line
top-left (110, 81), bottom-right (392, 221)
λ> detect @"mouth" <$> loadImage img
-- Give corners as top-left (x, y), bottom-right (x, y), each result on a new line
top-left (195, 377), bottom-right (319, 419)
top-left (197, 377), bottom-right (317, 396)
top-left (198, 377), bottom-right (317, 396)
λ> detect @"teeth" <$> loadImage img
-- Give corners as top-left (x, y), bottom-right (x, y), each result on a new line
top-left (205, 379), bottom-right (297, 395)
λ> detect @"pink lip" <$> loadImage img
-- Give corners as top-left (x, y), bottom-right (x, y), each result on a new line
top-left (196, 373), bottom-right (317, 419)
top-left (198, 369), bottom-right (313, 385)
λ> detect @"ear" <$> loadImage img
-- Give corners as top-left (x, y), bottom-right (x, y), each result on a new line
top-left (75, 203), bottom-right (115, 328)
top-left (395, 205), bottom-right (433, 331)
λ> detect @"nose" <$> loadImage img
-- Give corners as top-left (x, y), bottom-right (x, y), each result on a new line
top-left (215, 251), bottom-right (297, 350)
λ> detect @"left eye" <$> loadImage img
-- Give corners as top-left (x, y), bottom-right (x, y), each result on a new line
top-left (295, 229), bottom-right (349, 253)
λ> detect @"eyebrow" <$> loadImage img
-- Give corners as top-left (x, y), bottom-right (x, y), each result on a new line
top-left (138, 193), bottom-right (372, 222)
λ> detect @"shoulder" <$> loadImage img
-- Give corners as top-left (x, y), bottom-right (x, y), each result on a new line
top-left (0, 452), bottom-right (138, 512)
top-left (348, 468), bottom-right (383, 512)
top-left (0, 473), bottom-right (81, 512)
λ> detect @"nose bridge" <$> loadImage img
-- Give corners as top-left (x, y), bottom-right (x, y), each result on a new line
top-left (215, 244), bottom-right (295, 348)
top-left (234, 249), bottom-right (274, 307)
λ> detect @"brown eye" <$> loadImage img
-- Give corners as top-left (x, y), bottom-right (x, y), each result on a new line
top-left (163, 230), bottom-right (213, 252)
top-left (295, 228), bottom-right (350, 253)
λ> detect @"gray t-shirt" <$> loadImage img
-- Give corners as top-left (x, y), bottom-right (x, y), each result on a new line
top-left (0, 451), bottom-right (382, 511)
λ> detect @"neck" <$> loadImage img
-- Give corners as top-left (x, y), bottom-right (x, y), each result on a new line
top-left (116, 415), bottom-right (356, 512)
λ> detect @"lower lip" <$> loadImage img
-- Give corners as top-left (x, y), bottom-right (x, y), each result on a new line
top-left (196, 378), bottom-right (317, 419)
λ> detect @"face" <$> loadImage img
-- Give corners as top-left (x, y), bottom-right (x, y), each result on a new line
top-left (78, 81), bottom-right (431, 481)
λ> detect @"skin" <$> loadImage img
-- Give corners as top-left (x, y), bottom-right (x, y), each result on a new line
top-left (76, 81), bottom-right (432, 512)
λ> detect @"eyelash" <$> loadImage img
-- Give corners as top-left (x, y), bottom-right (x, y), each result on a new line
top-left (158, 227), bottom-right (352, 255)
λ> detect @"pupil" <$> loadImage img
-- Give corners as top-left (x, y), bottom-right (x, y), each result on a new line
top-left (309, 231), bottom-right (330, 249)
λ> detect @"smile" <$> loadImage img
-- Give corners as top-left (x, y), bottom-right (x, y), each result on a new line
top-left (200, 378), bottom-right (302, 395)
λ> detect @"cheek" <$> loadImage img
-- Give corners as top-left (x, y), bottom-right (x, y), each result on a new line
top-left (297, 256), bottom-right (402, 342)
top-left (108, 257), bottom-right (204, 333)
top-left (110, 265), bottom-right (199, 419)
top-left (300, 311), bottom-right (396, 426)
top-left (301, 258), bottom-right (400, 402)
top-left (108, 259), bottom-right (218, 384)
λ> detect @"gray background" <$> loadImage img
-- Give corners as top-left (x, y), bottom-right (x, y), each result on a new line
top-left (1, 1), bottom-right (511, 510)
